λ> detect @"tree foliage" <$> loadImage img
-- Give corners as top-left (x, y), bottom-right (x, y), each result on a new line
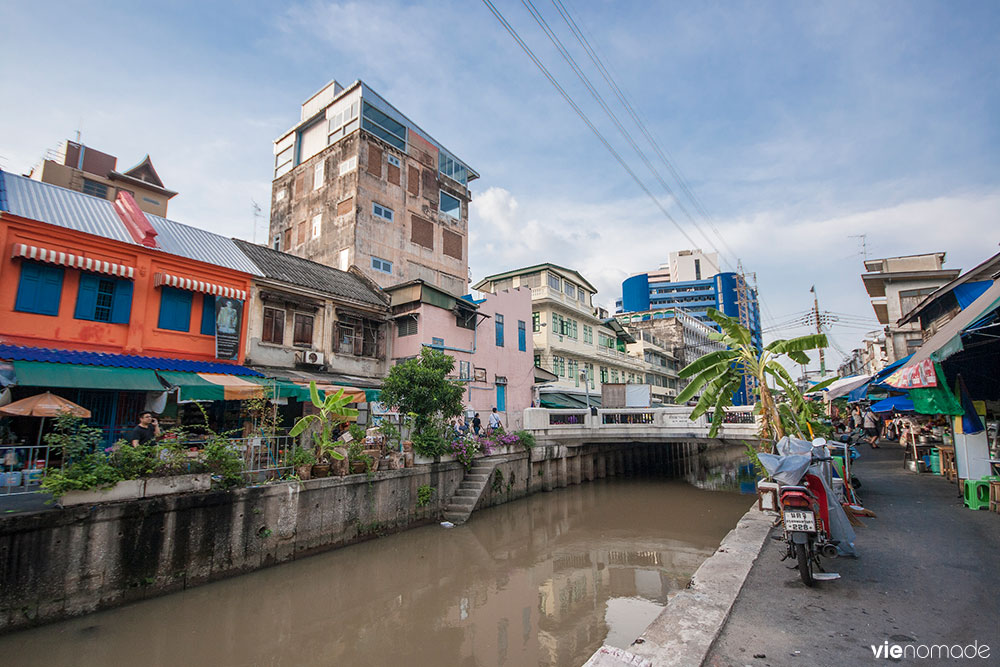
top-left (378, 348), bottom-right (465, 434)
top-left (676, 308), bottom-right (837, 443)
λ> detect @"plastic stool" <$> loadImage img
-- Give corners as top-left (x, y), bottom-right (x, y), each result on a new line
top-left (990, 481), bottom-right (1000, 514)
top-left (964, 479), bottom-right (992, 510)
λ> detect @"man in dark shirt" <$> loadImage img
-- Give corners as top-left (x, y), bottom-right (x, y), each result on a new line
top-left (126, 411), bottom-right (160, 447)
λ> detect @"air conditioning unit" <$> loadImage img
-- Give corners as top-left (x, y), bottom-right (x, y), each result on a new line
top-left (296, 350), bottom-right (325, 365)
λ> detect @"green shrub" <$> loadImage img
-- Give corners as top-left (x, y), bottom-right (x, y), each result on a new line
top-left (416, 484), bottom-right (434, 507)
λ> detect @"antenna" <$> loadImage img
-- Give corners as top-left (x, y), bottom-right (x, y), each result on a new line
top-left (849, 234), bottom-right (869, 260)
top-left (251, 200), bottom-right (263, 245)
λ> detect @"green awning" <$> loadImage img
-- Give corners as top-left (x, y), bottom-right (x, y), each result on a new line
top-left (13, 361), bottom-right (165, 391)
top-left (909, 364), bottom-right (964, 416)
top-left (364, 388), bottom-right (381, 402)
top-left (157, 372), bottom-right (307, 402)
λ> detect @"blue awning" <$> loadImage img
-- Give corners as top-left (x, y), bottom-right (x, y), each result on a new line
top-left (870, 395), bottom-right (914, 413)
top-left (953, 281), bottom-right (991, 310)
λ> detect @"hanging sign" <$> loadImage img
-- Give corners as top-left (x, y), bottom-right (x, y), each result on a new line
top-left (214, 297), bottom-right (244, 360)
top-left (884, 359), bottom-right (937, 389)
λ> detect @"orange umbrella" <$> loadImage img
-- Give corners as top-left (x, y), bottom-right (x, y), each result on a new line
top-left (0, 392), bottom-right (91, 418)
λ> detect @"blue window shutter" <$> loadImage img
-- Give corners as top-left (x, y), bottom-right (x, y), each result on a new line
top-left (518, 321), bottom-right (526, 351)
top-left (15, 262), bottom-right (63, 316)
top-left (110, 280), bottom-right (133, 324)
top-left (200, 294), bottom-right (216, 335)
top-left (158, 287), bottom-right (192, 331)
top-left (496, 384), bottom-right (506, 412)
top-left (495, 314), bottom-right (504, 347)
top-left (74, 273), bottom-right (100, 321)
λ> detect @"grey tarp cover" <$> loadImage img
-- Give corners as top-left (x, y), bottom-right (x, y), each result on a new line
top-left (760, 437), bottom-right (857, 557)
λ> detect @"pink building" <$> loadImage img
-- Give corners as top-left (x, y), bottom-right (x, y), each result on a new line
top-left (385, 280), bottom-right (533, 430)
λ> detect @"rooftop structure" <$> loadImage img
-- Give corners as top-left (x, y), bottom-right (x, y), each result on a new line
top-left (270, 79), bottom-right (478, 295)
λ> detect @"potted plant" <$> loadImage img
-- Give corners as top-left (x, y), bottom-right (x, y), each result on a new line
top-left (290, 446), bottom-right (316, 480)
top-left (289, 383), bottom-right (358, 471)
top-left (347, 440), bottom-right (370, 475)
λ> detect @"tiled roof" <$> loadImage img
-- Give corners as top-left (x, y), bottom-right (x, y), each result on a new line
top-left (0, 170), bottom-right (135, 244)
top-left (147, 214), bottom-right (262, 276)
top-left (233, 240), bottom-right (387, 308)
top-left (0, 344), bottom-right (263, 376)
top-left (0, 170), bottom-right (260, 276)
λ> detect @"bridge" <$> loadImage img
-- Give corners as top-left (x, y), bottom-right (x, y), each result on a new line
top-left (522, 406), bottom-right (761, 446)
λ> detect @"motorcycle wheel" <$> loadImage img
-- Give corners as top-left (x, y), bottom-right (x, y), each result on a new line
top-left (795, 543), bottom-right (815, 587)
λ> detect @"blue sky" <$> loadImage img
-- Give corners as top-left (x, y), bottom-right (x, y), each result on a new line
top-left (2, 1), bottom-right (998, 371)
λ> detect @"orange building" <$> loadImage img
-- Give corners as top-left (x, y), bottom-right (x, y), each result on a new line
top-left (0, 170), bottom-right (263, 443)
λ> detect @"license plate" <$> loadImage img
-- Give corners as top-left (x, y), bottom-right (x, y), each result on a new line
top-left (784, 510), bottom-right (816, 532)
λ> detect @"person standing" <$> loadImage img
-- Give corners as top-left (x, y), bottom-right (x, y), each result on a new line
top-left (472, 413), bottom-right (482, 436)
top-left (862, 407), bottom-right (880, 448)
top-left (488, 407), bottom-right (502, 433)
top-left (126, 411), bottom-right (160, 447)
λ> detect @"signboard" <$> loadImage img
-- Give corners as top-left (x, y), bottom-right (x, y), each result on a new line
top-left (214, 297), bottom-right (244, 360)
top-left (884, 359), bottom-right (937, 389)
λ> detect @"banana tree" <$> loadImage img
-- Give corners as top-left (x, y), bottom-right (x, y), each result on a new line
top-left (288, 382), bottom-right (359, 460)
top-left (675, 308), bottom-right (837, 444)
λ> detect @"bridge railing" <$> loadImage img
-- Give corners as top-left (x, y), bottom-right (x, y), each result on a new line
top-left (524, 406), bottom-right (759, 439)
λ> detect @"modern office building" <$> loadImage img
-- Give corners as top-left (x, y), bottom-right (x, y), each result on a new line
top-left (28, 140), bottom-right (177, 217)
top-left (617, 253), bottom-right (762, 351)
top-left (269, 79), bottom-right (478, 295)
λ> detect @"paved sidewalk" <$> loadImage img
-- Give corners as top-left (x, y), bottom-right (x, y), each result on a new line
top-left (706, 445), bottom-right (1000, 667)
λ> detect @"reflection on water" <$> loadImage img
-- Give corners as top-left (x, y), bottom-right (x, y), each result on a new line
top-left (1, 445), bottom-right (752, 667)
top-left (685, 442), bottom-right (759, 494)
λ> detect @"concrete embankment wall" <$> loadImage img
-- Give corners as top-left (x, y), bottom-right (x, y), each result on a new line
top-left (0, 440), bottom-right (712, 634)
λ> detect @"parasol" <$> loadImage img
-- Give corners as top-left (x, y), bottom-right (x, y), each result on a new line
top-left (0, 393), bottom-right (92, 458)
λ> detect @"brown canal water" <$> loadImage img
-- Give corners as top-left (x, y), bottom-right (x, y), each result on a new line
top-left (2, 446), bottom-right (755, 667)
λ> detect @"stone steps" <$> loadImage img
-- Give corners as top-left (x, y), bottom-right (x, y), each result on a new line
top-left (441, 459), bottom-right (500, 525)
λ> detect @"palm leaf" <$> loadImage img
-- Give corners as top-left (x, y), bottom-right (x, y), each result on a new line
top-left (706, 377), bottom-right (740, 437)
top-left (787, 350), bottom-right (810, 365)
top-left (767, 333), bottom-right (828, 355)
top-left (678, 349), bottom-right (737, 378)
top-left (809, 375), bottom-right (840, 393)
top-left (309, 381), bottom-right (324, 409)
top-left (289, 414), bottom-right (319, 438)
top-left (675, 364), bottom-right (730, 404)
top-left (706, 308), bottom-right (751, 347)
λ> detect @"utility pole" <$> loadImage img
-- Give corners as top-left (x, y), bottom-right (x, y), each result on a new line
top-left (810, 285), bottom-right (826, 375)
top-left (251, 200), bottom-right (263, 245)
top-left (849, 233), bottom-right (869, 260)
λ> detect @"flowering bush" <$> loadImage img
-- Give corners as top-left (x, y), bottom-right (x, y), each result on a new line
top-left (447, 429), bottom-right (537, 469)
top-left (449, 434), bottom-right (482, 469)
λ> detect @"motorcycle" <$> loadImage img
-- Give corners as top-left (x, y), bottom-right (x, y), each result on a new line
top-left (760, 437), bottom-right (857, 587)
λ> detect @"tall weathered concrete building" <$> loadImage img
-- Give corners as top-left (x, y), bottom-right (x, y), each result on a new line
top-left (269, 79), bottom-right (478, 294)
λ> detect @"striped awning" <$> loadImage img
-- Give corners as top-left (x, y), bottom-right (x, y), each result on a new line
top-left (11, 243), bottom-right (134, 279)
top-left (154, 273), bottom-right (246, 300)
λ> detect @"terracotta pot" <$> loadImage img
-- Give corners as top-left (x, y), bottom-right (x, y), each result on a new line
top-left (296, 465), bottom-right (312, 480)
top-left (330, 456), bottom-right (349, 476)
top-left (350, 460), bottom-right (368, 474)
top-left (401, 440), bottom-right (413, 453)
top-left (403, 451), bottom-right (414, 468)
top-left (362, 450), bottom-right (381, 472)
top-left (311, 464), bottom-right (330, 478)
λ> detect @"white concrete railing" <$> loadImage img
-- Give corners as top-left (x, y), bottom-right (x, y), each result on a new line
top-left (522, 406), bottom-right (760, 440)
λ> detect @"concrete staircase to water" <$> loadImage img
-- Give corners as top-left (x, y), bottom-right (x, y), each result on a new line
top-left (442, 459), bottom-right (499, 525)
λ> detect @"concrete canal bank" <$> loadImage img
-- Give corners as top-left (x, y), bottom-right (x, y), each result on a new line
top-left (0, 439), bottom-right (722, 634)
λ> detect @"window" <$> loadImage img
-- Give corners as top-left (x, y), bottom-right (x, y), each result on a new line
top-left (275, 146), bottom-right (293, 178)
top-left (142, 196), bottom-right (160, 206)
top-left (586, 363), bottom-right (595, 388)
top-left (293, 313), bottom-right (314, 346)
top-left (431, 337), bottom-right (444, 347)
top-left (518, 320), bottom-right (526, 351)
top-left (311, 213), bottom-right (322, 239)
top-left (157, 286), bottom-right (192, 332)
top-left (387, 154), bottom-right (401, 168)
top-left (70, 273), bottom-right (131, 323)
top-left (15, 262), bottom-right (64, 316)
top-left (459, 360), bottom-right (471, 379)
top-left (532, 312), bottom-right (540, 332)
top-left (397, 317), bottom-right (417, 337)
top-left (338, 248), bottom-right (350, 271)
top-left (694, 259), bottom-right (702, 280)
top-left (313, 161), bottom-right (324, 189)
top-left (372, 202), bottom-right (394, 221)
top-left (339, 157), bottom-right (358, 175)
top-left (583, 325), bottom-right (593, 344)
top-left (534, 354), bottom-right (541, 367)
top-left (564, 283), bottom-right (576, 298)
top-left (569, 359), bottom-right (578, 386)
top-left (338, 315), bottom-right (380, 356)
top-left (553, 356), bottom-right (565, 377)
top-left (371, 256), bottom-right (393, 274)
top-left (82, 178), bottom-right (108, 199)
top-left (272, 235), bottom-right (281, 251)
top-left (578, 289), bottom-right (586, 303)
top-left (600, 366), bottom-right (609, 383)
top-left (439, 191), bottom-right (461, 219)
top-left (495, 313), bottom-right (504, 347)
top-left (262, 307), bottom-right (285, 344)
top-left (361, 101), bottom-right (407, 151)
top-left (496, 384), bottom-right (506, 412)
top-left (200, 295), bottom-right (216, 335)
top-left (438, 150), bottom-right (469, 185)
top-left (275, 189), bottom-right (287, 202)
top-left (547, 273), bottom-right (561, 290)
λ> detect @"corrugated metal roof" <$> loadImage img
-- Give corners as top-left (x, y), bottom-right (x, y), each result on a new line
top-left (0, 344), bottom-right (263, 376)
top-left (233, 239), bottom-right (387, 308)
top-left (0, 170), bottom-right (135, 244)
top-left (146, 214), bottom-right (262, 276)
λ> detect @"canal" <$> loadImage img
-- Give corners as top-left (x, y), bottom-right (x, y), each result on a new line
top-left (2, 445), bottom-right (755, 666)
